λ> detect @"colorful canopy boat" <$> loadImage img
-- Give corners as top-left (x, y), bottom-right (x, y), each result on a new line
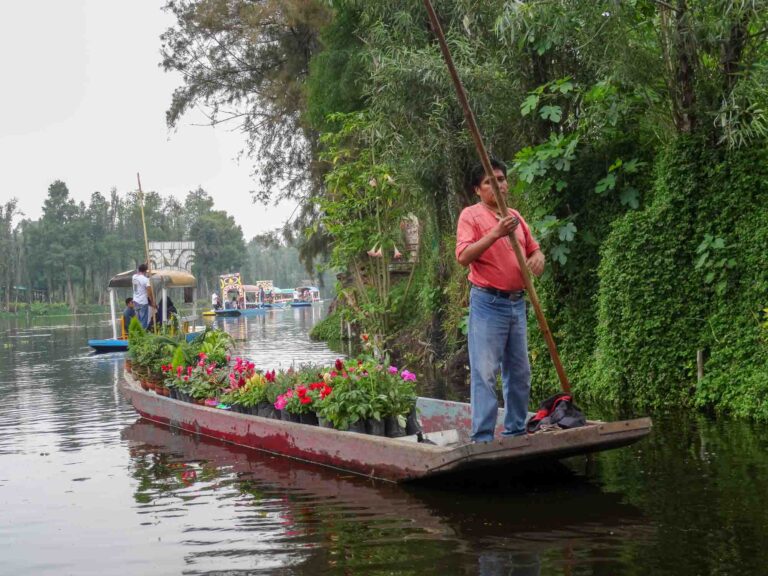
top-left (88, 268), bottom-right (198, 353)
top-left (208, 273), bottom-right (272, 317)
top-left (120, 370), bottom-right (651, 483)
top-left (290, 285), bottom-right (321, 307)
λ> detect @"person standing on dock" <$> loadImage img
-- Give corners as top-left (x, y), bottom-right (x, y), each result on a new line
top-left (131, 263), bottom-right (155, 329)
top-left (455, 159), bottom-right (545, 443)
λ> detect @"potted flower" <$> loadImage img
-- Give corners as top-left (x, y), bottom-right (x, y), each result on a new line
top-left (315, 361), bottom-right (373, 433)
top-left (379, 365), bottom-right (418, 437)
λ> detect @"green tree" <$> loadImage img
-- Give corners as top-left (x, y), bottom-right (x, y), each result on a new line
top-left (0, 199), bottom-right (20, 310)
top-left (188, 210), bottom-right (247, 295)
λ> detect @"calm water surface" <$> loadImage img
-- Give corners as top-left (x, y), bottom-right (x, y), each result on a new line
top-left (1, 307), bottom-right (767, 575)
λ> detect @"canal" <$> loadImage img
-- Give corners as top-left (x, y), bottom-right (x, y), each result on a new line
top-left (1, 307), bottom-right (766, 575)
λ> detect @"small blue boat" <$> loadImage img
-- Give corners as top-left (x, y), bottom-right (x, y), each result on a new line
top-left (89, 330), bottom-right (203, 354)
top-left (88, 338), bottom-right (129, 353)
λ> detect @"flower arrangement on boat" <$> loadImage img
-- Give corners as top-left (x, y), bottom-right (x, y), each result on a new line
top-left (127, 323), bottom-right (419, 437)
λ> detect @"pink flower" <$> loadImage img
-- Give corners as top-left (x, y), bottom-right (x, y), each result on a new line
top-left (177, 366), bottom-right (183, 376)
top-left (367, 244), bottom-right (382, 258)
top-left (274, 392), bottom-right (289, 410)
top-left (198, 352), bottom-right (207, 360)
top-left (388, 366), bottom-right (398, 374)
top-left (401, 370), bottom-right (416, 382)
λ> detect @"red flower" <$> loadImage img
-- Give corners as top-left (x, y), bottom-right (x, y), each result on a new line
top-left (300, 396), bottom-right (312, 405)
top-left (335, 358), bottom-right (344, 371)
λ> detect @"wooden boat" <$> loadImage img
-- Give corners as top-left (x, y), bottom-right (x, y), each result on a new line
top-left (89, 268), bottom-right (199, 353)
top-left (120, 370), bottom-right (652, 483)
top-left (215, 308), bottom-right (241, 317)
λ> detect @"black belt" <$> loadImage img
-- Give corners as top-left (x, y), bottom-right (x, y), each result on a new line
top-left (471, 284), bottom-right (525, 301)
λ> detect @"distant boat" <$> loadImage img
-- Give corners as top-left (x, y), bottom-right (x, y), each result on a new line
top-left (214, 308), bottom-right (241, 317)
top-left (291, 285), bottom-right (321, 307)
top-left (89, 268), bottom-right (199, 353)
top-left (88, 339), bottom-right (129, 353)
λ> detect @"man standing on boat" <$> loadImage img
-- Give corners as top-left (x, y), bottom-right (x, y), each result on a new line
top-left (455, 159), bottom-right (545, 442)
top-left (212, 291), bottom-right (220, 310)
top-left (131, 263), bottom-right (155, 329)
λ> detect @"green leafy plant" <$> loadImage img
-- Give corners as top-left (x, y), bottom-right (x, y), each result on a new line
top-left (695, 234), bottom-right (735, 296)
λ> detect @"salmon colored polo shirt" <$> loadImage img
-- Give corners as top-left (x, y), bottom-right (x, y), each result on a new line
top-left (455, 203), bottom-right (540, 292)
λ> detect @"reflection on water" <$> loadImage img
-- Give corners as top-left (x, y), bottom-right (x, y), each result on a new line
top-left (2, 310), bottom-right (768, 574)
top-left (123, 419), bottom-right (648, 575)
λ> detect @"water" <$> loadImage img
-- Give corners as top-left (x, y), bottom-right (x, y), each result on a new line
top-left (1, 309), bottom-right (768, 575)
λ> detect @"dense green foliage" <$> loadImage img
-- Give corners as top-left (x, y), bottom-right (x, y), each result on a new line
top-left (159, 1), bottom-right (768, 418)
top-left (590, 139), bottom-right (768, 416)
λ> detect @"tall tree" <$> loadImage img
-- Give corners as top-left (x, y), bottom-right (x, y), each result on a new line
top-left (0, 199), bottom-right (20, 309)
top-left (188, 210), bottom-right (247, 295)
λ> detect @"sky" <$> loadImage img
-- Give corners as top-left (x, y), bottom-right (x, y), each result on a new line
top-left (0, 0), bottom-right (296, 240)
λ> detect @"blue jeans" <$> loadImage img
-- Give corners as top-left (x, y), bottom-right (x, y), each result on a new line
top-left (468, 287), bottom-right (531, 442)
top-left (135, 303), bottom-right (150, 329)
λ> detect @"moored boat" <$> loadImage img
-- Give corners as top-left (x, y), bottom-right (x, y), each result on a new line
top-left (120, 370), bottom-right (651, 483)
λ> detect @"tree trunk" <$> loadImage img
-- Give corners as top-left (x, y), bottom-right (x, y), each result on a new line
top-left (66, 273), bottom-right (76, 312)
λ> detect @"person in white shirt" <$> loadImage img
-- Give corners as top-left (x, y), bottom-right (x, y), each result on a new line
top-left (211, 292), bottom-right (220, 310)
top-left (131, 263), bottom-right (155, 329)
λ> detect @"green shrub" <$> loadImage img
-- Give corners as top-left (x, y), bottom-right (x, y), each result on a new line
top-left (591, 136), bottom-right (768, 414)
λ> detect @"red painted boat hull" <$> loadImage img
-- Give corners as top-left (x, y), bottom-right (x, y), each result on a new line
top-left (120, 371), bottom-right (652, 482)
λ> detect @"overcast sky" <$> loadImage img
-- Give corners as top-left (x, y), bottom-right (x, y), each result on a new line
top-left (0, 0), bottom-right (295, 239)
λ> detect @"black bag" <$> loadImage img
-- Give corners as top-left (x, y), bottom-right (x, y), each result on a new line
top-left (526, 393), bottom-right (586, 433)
